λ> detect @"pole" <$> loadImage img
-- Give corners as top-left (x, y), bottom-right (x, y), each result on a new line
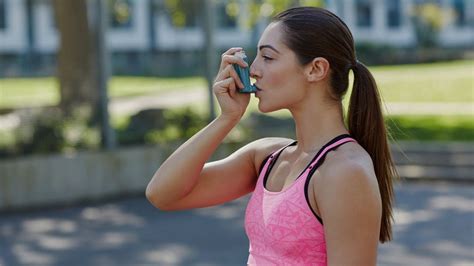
top-left (203, 0), bottom-right (217, 121)
top-left (93, 0), bottom-right (116, 149)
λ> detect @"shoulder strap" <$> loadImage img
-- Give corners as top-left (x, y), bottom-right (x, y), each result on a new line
top-left (259, 140), bottom-right (297, 182)
top-left (307, 135), bottom-right (356, 172)
top-left (303, 135), bottom-right (356, 225)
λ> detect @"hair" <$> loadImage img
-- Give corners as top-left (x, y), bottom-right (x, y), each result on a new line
top-left (273, 7), bottom-right (397, 243)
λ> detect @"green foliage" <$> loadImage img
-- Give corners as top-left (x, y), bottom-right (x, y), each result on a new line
top-left (164, 0), bottom-right (202, 28)
top-left (0, 108), bottom-right (101, 157)
top-left (145, 107), bottom-right (207, 144)
top-left (387, 115), bottom-right (474, 142)
top-left (163, 0), bottom-right (323, 30)
top-left (411, 3), bottom-right (455, 48)
top-left (117, 107), bottom-right (207, 145)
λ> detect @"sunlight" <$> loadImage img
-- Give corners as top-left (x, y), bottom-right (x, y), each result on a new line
top-left (429, 195), bottom-right (474, 212)
top-left (37, 235), bottom-right (79, 250)
top-left (22, 218), bottom-right (77, 234)
top-left (393, 209), bottom-right (438, 226)
top-left (13, 244), bottom-right (55, 265)
top-left (93, 232), bottom-right (138, 248)
top-left (143, 244), bottom-right (195, 264)
top-left (80, 205), bottom-right (145, 226)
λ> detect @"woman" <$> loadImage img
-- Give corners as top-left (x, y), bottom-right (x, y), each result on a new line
top-left (146, 6), bottom-right (396, 266)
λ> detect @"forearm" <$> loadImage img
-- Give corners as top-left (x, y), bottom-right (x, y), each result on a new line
top-left (146, 115), bottom-right (239, 207)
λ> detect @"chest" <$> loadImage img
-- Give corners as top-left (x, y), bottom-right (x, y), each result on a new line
top-left (265, 154), bottom-right (314, 192)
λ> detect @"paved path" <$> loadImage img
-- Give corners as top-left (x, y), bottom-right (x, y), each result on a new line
top-left (1, 182), bottom-right (473, 266)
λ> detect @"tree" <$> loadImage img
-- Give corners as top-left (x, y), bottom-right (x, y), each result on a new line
top-left (52, 0), bottom-right (97, 116)
top-left (52, 0), bottom-right (115, 149)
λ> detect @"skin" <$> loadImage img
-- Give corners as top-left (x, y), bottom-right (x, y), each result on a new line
top-left (146, 22), bottom-right (382, 265)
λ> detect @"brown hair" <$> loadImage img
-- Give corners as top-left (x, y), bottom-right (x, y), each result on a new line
top-left (273, 7), bottom-right (397, 243)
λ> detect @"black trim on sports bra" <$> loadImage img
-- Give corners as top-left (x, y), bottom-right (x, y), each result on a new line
top-left (262, 141), bottom-right (298, 189)
top-left (304, 135), bottom-right (355, 225)
top-left (258, 154), bottom-right (272, 176)
top-left (294, 134), bottom-right (352, 181)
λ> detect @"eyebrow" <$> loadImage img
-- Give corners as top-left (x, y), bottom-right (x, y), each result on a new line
top-left (258, 44), bottom-right (280, 54)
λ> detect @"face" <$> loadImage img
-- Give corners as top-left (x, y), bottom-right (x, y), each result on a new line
top-left (250, 22), bottom-right (308, 113)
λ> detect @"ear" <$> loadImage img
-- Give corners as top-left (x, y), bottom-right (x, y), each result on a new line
top-left (305, 57), bottom-right (330, 82)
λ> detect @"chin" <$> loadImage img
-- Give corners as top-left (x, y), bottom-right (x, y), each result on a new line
top-left (257, 101), bottom-right (280, 113)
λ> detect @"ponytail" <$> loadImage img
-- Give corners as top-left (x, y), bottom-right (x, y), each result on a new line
top-left (347, 61), bottom-right (398, 243)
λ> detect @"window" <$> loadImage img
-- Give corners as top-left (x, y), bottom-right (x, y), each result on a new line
top-left (387, 0), bottom-right (401, 28)
top-left (108, 0), bottom-right (133, 29)
top-left (356, 0), bottom-right (372, 27)
top-left (453, 0), bottom-right (466, 26)
top-left (0, 0), bottom-right (6, 30)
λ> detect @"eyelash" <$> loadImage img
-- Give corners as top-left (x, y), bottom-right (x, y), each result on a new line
top-left (262, 55), bottom-right (273, 61)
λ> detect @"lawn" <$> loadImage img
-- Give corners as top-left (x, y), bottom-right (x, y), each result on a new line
top-left (1, 60), bottom-right (473, 109)
top-left (0, 77), bottom-right (205, 109)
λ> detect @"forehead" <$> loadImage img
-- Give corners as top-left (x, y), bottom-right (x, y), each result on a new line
top-left (258, 22), bottom-right (287, 52)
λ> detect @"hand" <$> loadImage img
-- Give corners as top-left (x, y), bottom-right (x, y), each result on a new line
top-left (213, 47), bottom-right (251, 121)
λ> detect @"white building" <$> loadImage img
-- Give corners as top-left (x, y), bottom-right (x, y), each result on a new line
top-left (0, 0), bottom-right (471, 76)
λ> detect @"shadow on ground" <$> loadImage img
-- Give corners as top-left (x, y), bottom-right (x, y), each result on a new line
top-left (0, 183), bottom-right (473, 265)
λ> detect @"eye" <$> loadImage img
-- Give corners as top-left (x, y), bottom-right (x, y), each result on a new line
top-left (262, 55), bottom-right (273, 61)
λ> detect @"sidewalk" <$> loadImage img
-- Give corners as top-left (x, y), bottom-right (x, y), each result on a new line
top-left (0, 182), bottom-right (472, 265)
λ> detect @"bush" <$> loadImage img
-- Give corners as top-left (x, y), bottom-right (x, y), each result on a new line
top-left (0, 108), bottom-right (101, 158)
top-left (117, 107), bottom-right (208, 145)
top-left (355, 42), bottom-right (469, 65)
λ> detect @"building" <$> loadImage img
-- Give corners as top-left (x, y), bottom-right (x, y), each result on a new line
top-left (0, 0), bottom-right (472, 76)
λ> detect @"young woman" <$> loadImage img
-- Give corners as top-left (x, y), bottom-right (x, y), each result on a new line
top-left (146, 6), bottom-right (397, 266)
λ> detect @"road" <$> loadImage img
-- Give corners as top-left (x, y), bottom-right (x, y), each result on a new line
top-left (0, 182), bottom-right (473, 266)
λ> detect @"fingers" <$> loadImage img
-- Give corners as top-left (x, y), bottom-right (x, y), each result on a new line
top-left (215, 64), bottom-right (244, 89)
top-left (218, 48), bottom-right (248, 72)
top-left (213, 77), bottom-right (236, 95)
top-left (222, 47), bottom-right (243, 56)
top-left (221, 55), bottom-right (248, 68)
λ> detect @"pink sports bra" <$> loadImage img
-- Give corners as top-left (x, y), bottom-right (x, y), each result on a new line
top-left (245, 134), bottom-right (356, 265)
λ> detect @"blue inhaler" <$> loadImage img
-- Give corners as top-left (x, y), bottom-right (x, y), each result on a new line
top-left (233, 51), bottom-right (258, 93)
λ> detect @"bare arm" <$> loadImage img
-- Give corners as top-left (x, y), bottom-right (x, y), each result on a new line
top-left (146, 116), bottom-right (243, 209)
top-left (318, 160), bottom-right (382, 265)
top-left (146, 47), bottom-right (252, 210)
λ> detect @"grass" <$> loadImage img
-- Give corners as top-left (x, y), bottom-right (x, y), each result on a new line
top-left (386, 115), bottom-right (474, 141)
top-left (371, 60), bottom-right (474, 103)
top-left (0, 76), bottom-right (205, 109)
top-left (1, 60), bottom-right (473, 109)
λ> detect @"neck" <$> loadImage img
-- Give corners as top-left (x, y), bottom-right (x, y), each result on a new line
top-left (289, 94), bottom-right (349, 154)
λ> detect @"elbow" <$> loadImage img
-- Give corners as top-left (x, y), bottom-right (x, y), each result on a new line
top-left (145, 183), bottom-right (173, 211)
top-left (145, 183), bottom-right (162, 209)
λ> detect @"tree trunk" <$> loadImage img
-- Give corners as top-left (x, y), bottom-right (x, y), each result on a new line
top-left (52, 0), bottom-right (96, 116)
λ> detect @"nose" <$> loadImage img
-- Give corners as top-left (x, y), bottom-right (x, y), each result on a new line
top-left (249, 60), bottom-right (260, 79)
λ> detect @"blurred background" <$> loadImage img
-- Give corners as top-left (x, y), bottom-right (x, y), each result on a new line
top-left (0, 0), bottom-right (473, 265)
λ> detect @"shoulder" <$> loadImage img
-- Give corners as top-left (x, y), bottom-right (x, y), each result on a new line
top-left (320, 143), bottom-right (377, 188)
top-left (245, 137), bottom-right (295, 174)
top-left (316, 143), bottom-right (382, 216)
top-left (316, 144), bottom-right (382, 264)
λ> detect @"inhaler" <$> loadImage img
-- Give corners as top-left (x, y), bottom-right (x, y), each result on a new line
top-left (233, 51), bottom-right (258, 93)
